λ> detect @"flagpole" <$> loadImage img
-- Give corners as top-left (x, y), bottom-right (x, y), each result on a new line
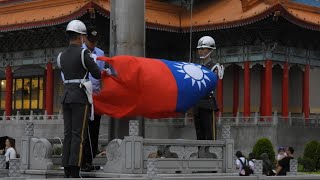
top-left (109, 0), bottom-right (146, 139)
top-left (185, 0), bottom-right (194, 127)
top-left (188, 0), bottom-right (193, 64)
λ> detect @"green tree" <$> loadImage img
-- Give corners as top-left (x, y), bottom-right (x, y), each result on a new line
top-left (303, 140), bottom-right (319, 160)
top-left (302, 140), bottom-right (320, 171)
top-left (252, 138), bottom-right (276, 164)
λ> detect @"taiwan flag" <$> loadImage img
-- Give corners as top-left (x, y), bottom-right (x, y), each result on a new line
top-left (93, 56), bottom-right (218, 118)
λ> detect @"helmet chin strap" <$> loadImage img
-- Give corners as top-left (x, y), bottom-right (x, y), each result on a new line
top-left (199, 49), bottom-right (213, 59)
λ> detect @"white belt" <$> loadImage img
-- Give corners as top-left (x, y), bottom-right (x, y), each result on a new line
top-left (64, 79), bottom-right (89, 84)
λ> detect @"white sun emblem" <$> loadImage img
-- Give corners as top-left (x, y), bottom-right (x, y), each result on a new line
top-left (174, 62), bottom-right (211, 90)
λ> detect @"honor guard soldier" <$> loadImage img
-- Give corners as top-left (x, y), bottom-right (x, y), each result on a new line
top-left (81, 26), bottom-right (105, 172)
top-left (57, 20), bottom-right (101, 178)
top-left (193, 36), bottom-right (224, 140)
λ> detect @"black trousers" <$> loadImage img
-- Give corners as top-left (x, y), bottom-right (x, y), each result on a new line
top-left (62, 103), bottom-right (89, 167)
top-left (82, 114), bottom-right (101, 166)
top-left (193, 107), bottom-right (215, 140)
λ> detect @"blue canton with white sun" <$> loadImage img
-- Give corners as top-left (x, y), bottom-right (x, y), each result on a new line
top-left (161, 60), bottom-right (218, 112)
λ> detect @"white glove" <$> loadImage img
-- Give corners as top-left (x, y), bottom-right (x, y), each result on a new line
top-left (211, 63), bottom-right (224, 79)
top-left (104, 68), bottom-right (112, 75)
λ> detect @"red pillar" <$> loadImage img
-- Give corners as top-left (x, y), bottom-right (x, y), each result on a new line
top-left (233, 65), bottom-right (239, 117)
top-left (5, 66), bottom-right (12, 117)
top-left (264, 60), bottom-right (273, 117)
top-left (303, 64), bottom-right (310, 118)
top-left (217, 79), bottom-right (223, 115)
top-left (45, 62), bottom-right (53, 115)
top-left (244, 61), bottom-right (250, 117)
top-left (260, 66), bottom-right (265, 117)
top-left (282, 62), bottom-right (289, 117)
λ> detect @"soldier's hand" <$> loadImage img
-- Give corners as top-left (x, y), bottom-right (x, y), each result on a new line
top-left (104, 68), bottom-right (112, 75)
top-left (211, 64), bottom-right (224, 79)
top-left (90, 54), bottom-right (97, 62)
top-left (101, 68), bottom-right (112, 78)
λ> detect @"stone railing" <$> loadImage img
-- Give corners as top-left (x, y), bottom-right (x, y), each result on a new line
top-left (0, 155), bottom-right (21, 178)
top-left (2, 110), bottom-right (318, 128)
top-left (0, 110), bottom-right (62, 121)
top-left (11, 120), bottom-right (301, 178)
top-left (18, 120), bottom-right (234, 176)
top-left (48, 138), bottom-right (108, 167)
top-left (19, 121), bottom-right (108, 170)
top-left (103, 120), bottom-right (234, 174)
top-left (218, 112), bottom-right (320, 127)
top-left (1, 110), bottom-right (317, 128)
top-left (141, 138), bottom-right (234, 174)
top-left (20, 122), bottom-right (53, 170)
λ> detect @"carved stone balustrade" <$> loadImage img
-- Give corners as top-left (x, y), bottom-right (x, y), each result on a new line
top-left (8, 158), bottom-right (20, 177)
top-left (288, 159), bottom-right (298, 176)
top-left (20, 120), bottom-right (234, 175)
top-left (142, 139), bottom-right (234, 174)
top-left (103, 139), bottom-right (122, 173)
top-left (21, 128), bottom-right (53, 170)
top-left (254, 160), bottom-right (263, 175)
top-left (0, 155), bottom-right (5, 169)
top-left (147, 158), bottom-right (158, 177)
top-left (129, 120), bottom-right (139, 136)
top-left (102, 133), bottom-right (234, 174)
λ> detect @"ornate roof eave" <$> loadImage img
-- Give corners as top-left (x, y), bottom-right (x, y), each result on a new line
top-left (146, 22), bottom-right (181, 33)
top-left (280, 5), bottom-right (320, 31)
top-left (181, 4), bottom-right (320, 33)
top-left (0, 1), bottom-right (110, 32)
top-left (2, 1), bottom-right (320, 33)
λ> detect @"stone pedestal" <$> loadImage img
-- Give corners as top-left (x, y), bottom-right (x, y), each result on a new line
top-left (29, 138), bottom-right (53, 170)
top-left (129, 120), bottom-right (139, 136)
top-left (104, 136), bottom-right (143, 174)
top-left (21, 122), bottom-right (34, 170)
top-left (121, 136), bottom-right (143, 173)
top-left (21, 136), bottom-right (31, 170)
top-left (147, 158), bottom-right (157, 177)
top-left (104, 139), bottom-right (122, 173)
top-left (221, 125), bottom-right (231, 139)
top-left (8, 158), bottom-right (20, 177)
top-left (0, 155), bottom-right (6, 169)
top-left (288, 159), bottom-right (298, 176)
top-left (254, 160), bottom-right (263, 175)
top-left (223, 139), bottom-right (234, 173)
top-left (25, 122), bottom-right (34, 136)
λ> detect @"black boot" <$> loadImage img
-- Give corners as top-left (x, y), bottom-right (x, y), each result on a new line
top-left (70, 166), bottom-right (80, 178)
top-left (94, 165), bottom-right (101, 170)
top-left (64, 166), bottom-right (70, 178)
top-left (81, 163), bottom-right (94, 172)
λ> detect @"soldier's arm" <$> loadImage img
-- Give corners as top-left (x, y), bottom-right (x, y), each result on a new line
top-left (84, 49), bottom-right (101, 79)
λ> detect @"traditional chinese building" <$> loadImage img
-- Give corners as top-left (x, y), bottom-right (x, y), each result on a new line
top-left (0, 0), bottom-right (320, 119)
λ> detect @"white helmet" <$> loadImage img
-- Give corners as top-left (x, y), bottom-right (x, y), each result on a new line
top-left (66, 20), bottom-right (87, 35)
top-left (197, 36), bottom-right (216, 49)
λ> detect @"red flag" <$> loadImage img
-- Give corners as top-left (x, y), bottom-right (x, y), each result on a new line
top-left (93, 56), bottom-right (218, 118)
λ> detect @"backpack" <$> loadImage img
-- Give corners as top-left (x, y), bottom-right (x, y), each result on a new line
top-left (239, 158), bottom-right (252, 176)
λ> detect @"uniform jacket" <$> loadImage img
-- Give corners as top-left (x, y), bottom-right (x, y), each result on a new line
top-left (59, 44), bottom-right (101, 104)
top-left (82, 44), bottom-right (105, 93)
top-left (195, 58), bottom-right (218, 110)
